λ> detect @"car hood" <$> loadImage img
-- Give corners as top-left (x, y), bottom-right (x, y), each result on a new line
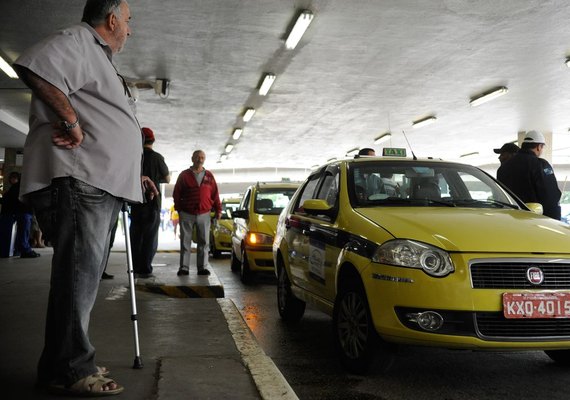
top-left (356, 207), bottom-right (570, 253)
top-left (251, 214), bottom-right (280, 236)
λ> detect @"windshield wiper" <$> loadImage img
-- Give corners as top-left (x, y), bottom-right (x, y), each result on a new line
top-left (452, 199), bottom-right (519, 209)
top-left (366, 197), bottom-right (455, 207)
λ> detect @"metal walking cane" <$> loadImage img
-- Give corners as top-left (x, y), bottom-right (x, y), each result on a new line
top-left (121, 201), bottom-right (143, 369)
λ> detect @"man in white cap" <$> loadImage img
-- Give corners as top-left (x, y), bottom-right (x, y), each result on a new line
top-left (497, 130), bottom-right (561, 220)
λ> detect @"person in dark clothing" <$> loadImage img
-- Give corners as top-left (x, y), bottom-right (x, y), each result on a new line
top-left (493, 142), bottom-right (519, 165)
top-left (129, 127), bottom-right (170, 279)
top-left (497, 130), bottom-right (561, 220)
top-left (0, 171), bottom-right (40, 258)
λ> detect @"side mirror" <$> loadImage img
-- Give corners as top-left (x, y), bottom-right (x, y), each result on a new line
top-left (302, 199), bottom-right (333, 216)
top-left (231, 209), bottom-right (249, 219)
top-left (525, 202), bottom-right (543, 215)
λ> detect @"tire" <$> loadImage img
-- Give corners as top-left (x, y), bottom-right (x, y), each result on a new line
top-left (211, 236), bottom-right (222, 259)
top-left (277, 263), bottom-right (305, 322)
top-left (240, 246), bottom-right (252, 284)
top-left (333, 277), bottom-right (394, 374)
top-left (545, 350), bottom-right (570, 366)
top-left (230, 249), bottom-right (240, 272)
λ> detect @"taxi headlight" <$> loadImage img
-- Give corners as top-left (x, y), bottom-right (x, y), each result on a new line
top-left (216, 225), bottom-right (231, 235)
top-left (246, 232), bottom-right (274, 246)
top-left (372, 239), bottom-right (454, 277)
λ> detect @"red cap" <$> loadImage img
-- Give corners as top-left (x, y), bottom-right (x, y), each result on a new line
top-left (141, 127), bottom-right (155, 142)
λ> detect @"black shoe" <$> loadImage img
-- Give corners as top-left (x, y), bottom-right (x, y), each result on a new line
top-left (101, 272), bottom-right (114, 280)
top-left (197, 269), bottom-right (211, 276)
top-left (21, 251), bottom-right (40, 258)
top-left (177, 269), bottom-right (189, 276)
top-left (135, 273), bottom-right (155, 279)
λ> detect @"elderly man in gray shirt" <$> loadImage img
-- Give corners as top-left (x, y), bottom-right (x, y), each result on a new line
top-left (13, 0), bottom-right (157, 396)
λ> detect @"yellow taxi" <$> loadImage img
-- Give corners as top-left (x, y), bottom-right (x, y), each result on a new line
top-left (231, 182), bottom-right (300, 283)
top-left (273, 152), bottom-right (570, 373)
top-left (210, 197), bottom-right (242, 258)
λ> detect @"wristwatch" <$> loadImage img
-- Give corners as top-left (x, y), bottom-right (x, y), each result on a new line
top-left (60, 118), bottom-right (79, 131)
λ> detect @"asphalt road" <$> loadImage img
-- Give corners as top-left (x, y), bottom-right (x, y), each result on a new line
top-left (210, 255), bottom-right (570, 400)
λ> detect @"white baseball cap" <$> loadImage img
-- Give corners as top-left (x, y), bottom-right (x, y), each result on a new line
top-left (523, 130), bottom-right (546, 144)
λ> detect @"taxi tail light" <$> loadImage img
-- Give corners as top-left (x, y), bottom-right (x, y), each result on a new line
top-left (406, 311), bottom-right (444, 332)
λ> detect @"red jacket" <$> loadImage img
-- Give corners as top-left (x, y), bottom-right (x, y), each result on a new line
top-left (173, 169), bottom-right (221, 216)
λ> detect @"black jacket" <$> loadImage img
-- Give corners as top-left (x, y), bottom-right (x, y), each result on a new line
top-left (497, 149), bottom-right (561, 220)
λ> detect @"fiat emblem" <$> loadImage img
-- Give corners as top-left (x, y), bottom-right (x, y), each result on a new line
top-left (526, 267), bottom-right (544, 285)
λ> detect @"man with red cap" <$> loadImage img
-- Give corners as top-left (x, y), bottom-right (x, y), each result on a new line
top-left (129, 127), bottom-right (170, 278)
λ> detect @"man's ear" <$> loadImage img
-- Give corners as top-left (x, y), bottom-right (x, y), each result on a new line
top-left (106, 11), bottom-right (117, 31)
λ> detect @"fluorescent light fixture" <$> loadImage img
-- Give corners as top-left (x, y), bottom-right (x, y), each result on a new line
top-left (566, 58), bottom-right (570, 68)
top-left (285, 10), bottom-right (314, 50)
top-left (374, 132), bottom-right (392, 144)
top-left (469, 86), bottom-right (508, 107)
top-left (242, 108), bottom-right (256, 122)
top-left (0, 55), bottom-right (18, 79)
top-left (220, 154), bottom-right (228, 161)
top-left (232, 128), bottom-right (243, 140)
top-left (259, 73), bottom-right (276, 96)
top-left (412, 116), bottom-right (437, 129)
top-left (460, 151), bottom-right (479, 158)
top-left (345, 147), bottom-right (360, 157)
top-left (225, 144), bottom-right (234, 153)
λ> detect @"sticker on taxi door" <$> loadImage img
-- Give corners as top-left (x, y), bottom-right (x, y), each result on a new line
top-left (309, 239), bottom-right (326, 283)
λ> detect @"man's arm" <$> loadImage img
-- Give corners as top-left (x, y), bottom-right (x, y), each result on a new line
top-left (14, 66), bottom-right (83, 149)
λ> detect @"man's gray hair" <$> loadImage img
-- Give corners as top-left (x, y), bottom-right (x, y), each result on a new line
top-left (82, 0), bottom-right (123, 27)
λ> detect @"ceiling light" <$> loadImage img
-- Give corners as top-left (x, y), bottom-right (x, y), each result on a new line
top-left (0, 55), bottom-right (18, 79)
top-left (259, 73), bottom-right (276, 96)
top-left (469, 86), bottom-right (508, 107)
top-left (345, 147), bottom-right (360, 157)
top-left (220, 154), bottom-right (228, 161)
top-left (566, 58), bottom-right (570, 68)
top-left (412, 116), bottom-right (437, 129)
top-left (225, 144), bottom-right (234, 153)
top-left (460, 151), bottom-right (479, 158)
top-left (374, 132), bottom-right (392, 144)
top-left (232, 128), bottom-right (243, 140)
top-left (285, 10), bottom-right (314, 50)
top-left (242, 108), bottom-right (256, 122)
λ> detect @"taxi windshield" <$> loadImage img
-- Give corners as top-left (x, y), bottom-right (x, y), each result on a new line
top-left (348, 161), bottom-right (519, 209)
top-left (254, 189), bottom-right (298, 215)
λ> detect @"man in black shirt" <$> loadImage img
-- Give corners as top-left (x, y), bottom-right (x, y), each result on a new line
top-left (497, 131), bottom-right (561, 220)
top-left (130, 127), bottom-right (170, 278)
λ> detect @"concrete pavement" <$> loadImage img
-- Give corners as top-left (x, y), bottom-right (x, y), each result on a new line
top-left (0, 240), bottom-right (298, 400)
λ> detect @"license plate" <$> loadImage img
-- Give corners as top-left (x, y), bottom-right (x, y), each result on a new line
top-left (503, 293), bottom-right (570, 319)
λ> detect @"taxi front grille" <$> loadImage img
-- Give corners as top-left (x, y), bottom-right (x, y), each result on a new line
top-left (476, 312), bottom-right (570, 339)
top-left (471, 263), bottom-right (570, 289)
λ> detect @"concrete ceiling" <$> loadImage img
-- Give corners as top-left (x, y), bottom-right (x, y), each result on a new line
top-left (2, 0), bottom-right (570, 182)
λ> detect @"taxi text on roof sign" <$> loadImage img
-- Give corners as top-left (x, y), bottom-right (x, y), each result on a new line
top-left (382, 147), bottom-right (407, 157)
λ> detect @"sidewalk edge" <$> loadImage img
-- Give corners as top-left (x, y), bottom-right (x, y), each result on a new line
top-left (217, 298), bottom-right (299, 400)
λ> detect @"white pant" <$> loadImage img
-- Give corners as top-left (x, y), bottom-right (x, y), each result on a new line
top-left (178, 211), bottom-right (211, 270)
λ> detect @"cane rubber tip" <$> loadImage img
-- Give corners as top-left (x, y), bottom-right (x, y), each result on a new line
top-left (133, 356), bottom-right (144, 369)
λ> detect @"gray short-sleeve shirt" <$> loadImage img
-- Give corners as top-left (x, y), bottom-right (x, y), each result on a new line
top-left (15, 23), bottom-right (144, 203)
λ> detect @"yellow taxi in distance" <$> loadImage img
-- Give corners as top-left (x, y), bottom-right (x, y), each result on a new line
top-left (231, 182), bottom-right (300, 283)
top-left (210, 197), bottom-right (242, 258)
top-left (273, 154), bottom-right (570, 374)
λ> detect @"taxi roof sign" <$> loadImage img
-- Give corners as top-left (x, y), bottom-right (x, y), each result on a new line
top-left (382, 147), bottom-right (407, 157)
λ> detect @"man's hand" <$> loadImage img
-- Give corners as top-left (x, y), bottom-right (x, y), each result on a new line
top-left (51, 122), bottom-right (84, 149)
top-left (142, 176), bottom-right (159, 201)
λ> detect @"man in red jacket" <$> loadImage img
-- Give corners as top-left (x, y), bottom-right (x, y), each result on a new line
top-left (173, 150), bottom-right (221, 275)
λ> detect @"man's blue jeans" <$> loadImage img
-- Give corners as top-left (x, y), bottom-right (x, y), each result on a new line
top-left (27, 177), bottom-right (122, 386)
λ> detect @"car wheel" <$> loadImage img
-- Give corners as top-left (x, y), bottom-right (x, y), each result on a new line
top-left (230, 249), bottom-right (240, 272)
top-left (240, 246), bottom-right (252, 283)
top-left (333, 277), bottom-right (394, 374)
top-left (545, 350), bottom-right (570, 366)
top-left (277, 263), bottom-right (305, 322)
top-left (211, 236), bottom-right (222, 259)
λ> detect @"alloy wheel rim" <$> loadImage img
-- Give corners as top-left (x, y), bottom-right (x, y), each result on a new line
top-left (337, 292), bottom-right (368, 359)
